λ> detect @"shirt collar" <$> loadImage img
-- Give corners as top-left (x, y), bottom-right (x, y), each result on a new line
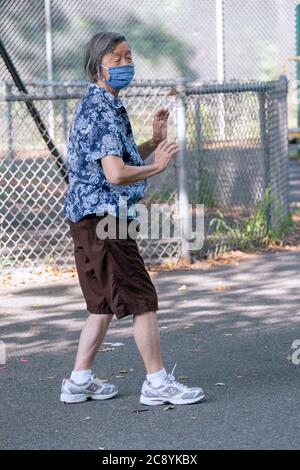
top-left (86, 81), bottom-right (124, 110)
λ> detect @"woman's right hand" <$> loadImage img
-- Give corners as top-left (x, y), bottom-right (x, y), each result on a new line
top-left (154, 139), bottom-right (180, 172)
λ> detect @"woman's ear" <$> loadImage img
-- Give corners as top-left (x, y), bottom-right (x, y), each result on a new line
top-left (98, 63), bottom-right (109, 82)
top-left (97, 64), bottom-right (102, 80)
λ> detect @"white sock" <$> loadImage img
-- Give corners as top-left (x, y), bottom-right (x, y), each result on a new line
top-left (70, 369), bottom-right (92, 384)
top-left (146, 367), bottom-right (168, 387)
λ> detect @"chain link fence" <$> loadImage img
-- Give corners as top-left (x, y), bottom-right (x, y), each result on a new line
top-left (185, 78), bottom-right (290, 256)
top-left (1, 0), bottom-right (298, 123)
top-left (0, 77), bottom-right (290, 268)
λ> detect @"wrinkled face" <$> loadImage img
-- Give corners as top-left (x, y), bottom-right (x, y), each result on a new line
top-left (99, 41), bottom-right (133, 80)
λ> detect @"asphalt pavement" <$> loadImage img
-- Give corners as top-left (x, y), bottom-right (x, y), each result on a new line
top-left (0, 249), bottom-right (300, 450)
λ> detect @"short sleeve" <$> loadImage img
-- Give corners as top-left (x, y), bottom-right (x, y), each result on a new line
top-left (84, 104), bottom-right (124, 163)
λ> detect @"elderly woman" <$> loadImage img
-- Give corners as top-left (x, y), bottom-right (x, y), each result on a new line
top-left (60, 32), bottom-right (205, 406)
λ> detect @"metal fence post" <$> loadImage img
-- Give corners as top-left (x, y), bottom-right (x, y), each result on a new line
top-left (296, 4), bottom-right (300, 130)
top-left (4, 81), bottom-right (14, 170)
top-left (194, 97), bottom-right (202, 155)
top-left (258, 88), bottom-right (271, 234)
top-left (278, 74), bottom-right (290, 215)
top-left (62, 99), bottom-right (68, 157)
top-left (176, 79), bottom-right (191, 264)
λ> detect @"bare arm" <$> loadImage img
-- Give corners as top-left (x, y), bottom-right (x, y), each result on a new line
top-left (137, 138), bottom-right (159, 161)
top-left (101, 140), bottom-right (179, 185)
top-left (101, 157), bottom-right (160, 184)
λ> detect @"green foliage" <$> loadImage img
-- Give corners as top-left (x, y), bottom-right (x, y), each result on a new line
top-left (256, 41), bottom-right (279, 81)
top-left (124, 15), bottom-right (196, 79)
top-left (3, 1), bottom-right (196, 81)
top-left (198, 168), bottom-right (216, 208)
top-left (208, 188), bottom-right (293, 250)
top-left (0, 256), bottom-right (13, 269)
top-left (43, 253), bottom-right (57, 271)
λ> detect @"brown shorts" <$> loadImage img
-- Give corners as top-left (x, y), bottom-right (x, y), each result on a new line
top-left (68, 213), bottom-right (159, 319)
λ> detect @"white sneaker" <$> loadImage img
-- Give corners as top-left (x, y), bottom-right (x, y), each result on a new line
top-left (60, 374), bottom-right (118, 403)
top-left (139, 363), bottom-right (206, 406)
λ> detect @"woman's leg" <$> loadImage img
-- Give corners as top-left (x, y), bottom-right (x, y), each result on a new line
top-left (73, 313), bottom-right (114, 371)
top-left (133, 310), bottom-right (164, 374)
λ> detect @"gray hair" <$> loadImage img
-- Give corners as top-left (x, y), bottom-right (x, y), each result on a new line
top-left (84, 32), bottom-right (127, 83)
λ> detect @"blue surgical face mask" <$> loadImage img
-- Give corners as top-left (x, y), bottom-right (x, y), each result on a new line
top-left (100, 63), bottom-right (135, 90)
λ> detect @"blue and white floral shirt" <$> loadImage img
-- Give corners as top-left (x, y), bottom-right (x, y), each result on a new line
top-left (63, 81), bottom-right (147, 222)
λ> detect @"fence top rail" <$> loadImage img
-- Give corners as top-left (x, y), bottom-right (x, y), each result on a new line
top-left (2, 79), bottom-right (186, 88)
top-left (185, 77), bottom-right (288, 95)
top-left (0, 93), bottom-right (85, 101)
top-left (0, 77), bottom-right (288, 102)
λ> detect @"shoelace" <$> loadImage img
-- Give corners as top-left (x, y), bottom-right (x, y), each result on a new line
top-left (165, 363), bottom-right (191, 392)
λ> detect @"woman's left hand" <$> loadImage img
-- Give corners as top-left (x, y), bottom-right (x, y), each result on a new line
top-left (152, 108), bottom-right (170, 144)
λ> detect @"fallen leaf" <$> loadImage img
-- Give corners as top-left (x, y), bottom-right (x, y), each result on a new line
top-left (94, 376), bottom-right (108, 383)
top-left (80, 416), bottom-right (91, 422)
top-left (178, 284), bottom-right (187, 291)
top-left (184, 323), bottom-right (194, 329)
top-left (214, 284), bottom-right (236, 291)
top-left (17, 357), bottom-right (30, 363)
top-left (116, 375), bottom-right (125, 378)
top-left (163, 405), bottom-right (175, 411)
top-left (98, 347), bottom-right (115, 352)
top-left (165, 261), bottom-right (173, 269)
top-left (103, 342), bottom-right (124, 347)
top-left (224, 333), bottom-right (233, 337)
top-left (132, 408), bottom-right (149, 413)
top-left (189, 349), bottom-right (209, 353)
top-left (215, 382), bottom-right (225, 386)
top-left (118, 369), bottom-right (128, 374)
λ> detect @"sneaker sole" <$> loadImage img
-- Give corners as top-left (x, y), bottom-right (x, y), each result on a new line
top-left (139, 393), bottom-right (206, 406)
top-left (60, 390), bottom-right (118, 404)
